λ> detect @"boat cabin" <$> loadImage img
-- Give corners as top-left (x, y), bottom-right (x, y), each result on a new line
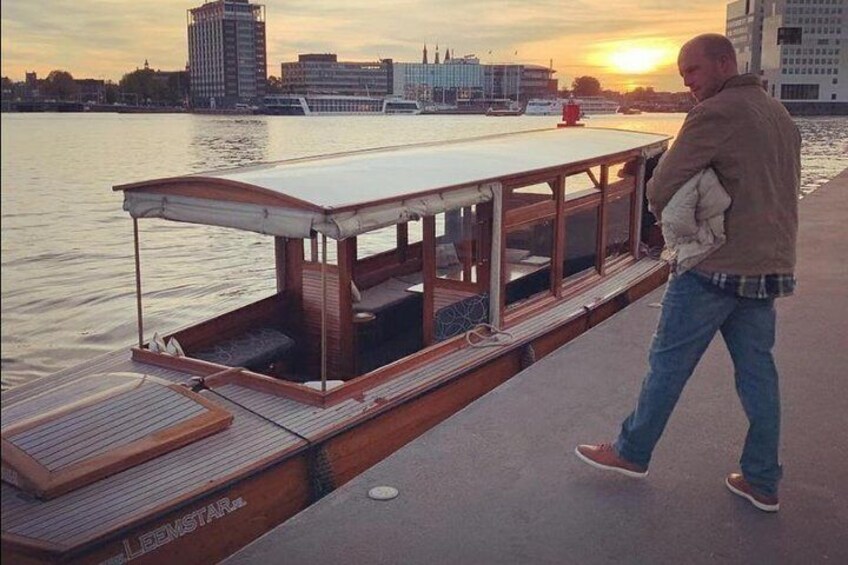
top-left (115, 127), bottom-right (669, 406)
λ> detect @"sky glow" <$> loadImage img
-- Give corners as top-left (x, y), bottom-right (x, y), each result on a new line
top-left (0, 0), bottom-right (726, 92)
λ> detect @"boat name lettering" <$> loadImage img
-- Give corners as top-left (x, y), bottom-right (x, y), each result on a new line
top-left (107, 496), bottom-right (247, 563)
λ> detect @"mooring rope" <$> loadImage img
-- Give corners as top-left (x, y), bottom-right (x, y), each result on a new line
top-left (465, 323), bottom-right (515, 348)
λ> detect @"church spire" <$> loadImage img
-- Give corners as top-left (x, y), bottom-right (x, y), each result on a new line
top-left (435, 44), bottom-right (440, 65)
top-left (445, 47), bottom-right (451, 62)
top-left (423, 43), bottom-right (429, 64)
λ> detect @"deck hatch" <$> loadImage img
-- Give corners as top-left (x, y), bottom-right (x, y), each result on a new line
top-left (1, 373), bottom-right (232, 500)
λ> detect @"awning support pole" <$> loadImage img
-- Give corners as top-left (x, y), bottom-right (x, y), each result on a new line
top-left (321, 234), bottom-right (328, 392)
top-left (488, 182), bottom-right (503, 330)
top-left (133, 219), bottom-right (144, 348)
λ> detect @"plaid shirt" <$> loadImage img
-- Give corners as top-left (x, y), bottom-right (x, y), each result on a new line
top-left (693, 270), bottom-right (796, 299)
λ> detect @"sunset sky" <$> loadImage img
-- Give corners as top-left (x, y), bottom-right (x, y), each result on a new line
top-left (1, 0), bottom-right (727, 92)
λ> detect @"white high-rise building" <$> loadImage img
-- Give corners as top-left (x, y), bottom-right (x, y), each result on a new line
top-left (726, 0), bottom-right (847, 106)
top-left (727, 0), bottom-right (765, 74)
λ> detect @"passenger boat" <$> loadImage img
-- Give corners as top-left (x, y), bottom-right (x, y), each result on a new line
top-left (262, 94), bottom-right (421, 115)
top-left (486, 102), bottom-right (525, 117)
top-left (525, 97), bottom-right (620, 116)
top-left (1, 126), bottom-right (669, 564)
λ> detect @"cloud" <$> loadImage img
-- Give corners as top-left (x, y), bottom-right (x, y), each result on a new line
top-left (1, 0), bottom-right (725, 90)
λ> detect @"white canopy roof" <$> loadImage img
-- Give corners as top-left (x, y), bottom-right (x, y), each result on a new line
top-left (117, 127), bottom-right (668, 239)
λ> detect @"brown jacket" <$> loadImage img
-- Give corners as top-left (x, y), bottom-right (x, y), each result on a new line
top-left (647, 74), bottom-right (801, 275)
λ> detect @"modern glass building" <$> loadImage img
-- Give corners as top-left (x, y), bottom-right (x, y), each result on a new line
top-left (727, 0), bottom-right (847, 105)
top-left (187, 0), bottom-right (267, 108)
top-left (393, 57), bottom-right (485, 104)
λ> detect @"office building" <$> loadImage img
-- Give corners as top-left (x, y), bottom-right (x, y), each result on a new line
top-left (394, 56), bottom-right (485, 104)
top-left (280, 54), bottom-right (392, 97)
top-left (727, 0), bottom-right (847, 106)
top-left (187, 0), bottom-right (267, 108)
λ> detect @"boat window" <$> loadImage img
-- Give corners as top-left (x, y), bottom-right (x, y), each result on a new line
top-left (563, 207), bottom-right (600, 279)
top-left (508, 181), bottom-right (555, 209)
top-left (435, 206), bottom-right (481, 283)
top-left (357, 226), bottom-right (399, 260)
top-left (304, 236), bottom-right (338, 265)
top-left (564, 167), bottom-right (602, 200)
top-left (605, 192), bottom-right (633, 261)
top-left (608, 158), bottom-right (639, 193)
top-left (504, 218), bottom-right (554, 308)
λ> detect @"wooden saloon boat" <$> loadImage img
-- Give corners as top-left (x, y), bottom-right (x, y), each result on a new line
top-left (2, 127), bottom-right (670, 564)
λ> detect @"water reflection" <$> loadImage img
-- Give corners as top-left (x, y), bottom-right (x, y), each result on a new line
top-left (190, 116), bottom-right (270, 170)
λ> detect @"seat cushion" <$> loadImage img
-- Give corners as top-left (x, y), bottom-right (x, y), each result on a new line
top-left (192, 327), bottom-right (295, 371)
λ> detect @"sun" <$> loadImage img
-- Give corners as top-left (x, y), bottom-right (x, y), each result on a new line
top-left (609, 47), bottom-right (669, 74)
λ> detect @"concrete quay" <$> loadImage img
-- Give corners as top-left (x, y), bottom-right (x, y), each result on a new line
top-left (226, 168), bottom-right (848, 565)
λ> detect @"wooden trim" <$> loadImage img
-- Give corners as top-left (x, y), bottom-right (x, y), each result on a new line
top-left (633, 157), bottom-right (647, 260)
top-left (433, 277), bottom-right (484, 294)
top-left (203, 369), bottom-right (327, 407)
top-left (397, 223), bottom-right (409, 263)
top-left (563, 193), bottom-right (602, 215)
top-left (422, 216), bottom-right (436, 346)
top-left (597, 164), bottom-right (610, 277)
top-left (1, 531), bottom-right (69, 560)
top-left (116, 177), bottom-right (322, 212)
top-left (274, 237), bottom-right (286, 293)
top-left (504, 200), bottom-right (557, 229)
top-left (285, 238), bottom-right (304, 299)
top-left (553, 175), bottom-right (566, 297)
top-left (337, 238), bottom-right (356, 378)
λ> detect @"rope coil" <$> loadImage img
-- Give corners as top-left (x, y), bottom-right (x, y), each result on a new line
top-left (465, 323), bottom-right (515, 348)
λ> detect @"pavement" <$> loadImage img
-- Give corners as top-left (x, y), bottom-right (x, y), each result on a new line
top-left (225, 168), bottom-right (848, 565)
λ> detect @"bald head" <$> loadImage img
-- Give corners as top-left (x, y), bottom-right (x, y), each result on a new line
top-left (678, 34), bottom-right (739, 101)
top-left (681, 34), bottom-right (738, 66)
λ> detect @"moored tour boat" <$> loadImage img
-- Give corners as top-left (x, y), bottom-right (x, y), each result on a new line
top-left (2, 127), bottom-right (669, 564)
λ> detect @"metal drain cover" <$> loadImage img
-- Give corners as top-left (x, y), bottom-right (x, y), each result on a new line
top-left (368, 486), bottom-right (399, 501)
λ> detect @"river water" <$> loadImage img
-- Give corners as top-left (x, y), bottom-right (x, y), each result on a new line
top-left (2, 112), bottom-right (846, 390)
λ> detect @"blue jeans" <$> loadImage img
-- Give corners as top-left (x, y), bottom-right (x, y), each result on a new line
top-left (615, 271), bottom-right (783, 496)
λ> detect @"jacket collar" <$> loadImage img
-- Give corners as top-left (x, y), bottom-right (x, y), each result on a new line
top-left (720, 74), bottom-right (763, 93)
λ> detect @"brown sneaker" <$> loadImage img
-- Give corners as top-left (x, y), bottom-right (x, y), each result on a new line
top-left (725, 473), bottom-right (779, 512)
top-left (574, 443), bottom-right (648, 478)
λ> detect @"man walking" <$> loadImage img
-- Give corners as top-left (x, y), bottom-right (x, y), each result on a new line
top-left (575, 34), bottom-right (801, 512)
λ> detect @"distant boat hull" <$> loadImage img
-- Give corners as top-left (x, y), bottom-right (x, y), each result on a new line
top-left (525, 97), bottom-right (620, 116)
top-left (262, 95), bottom-right (421, 116)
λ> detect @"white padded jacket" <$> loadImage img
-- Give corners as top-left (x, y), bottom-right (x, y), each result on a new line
top-left (652, 167), bottom-right (732, 274)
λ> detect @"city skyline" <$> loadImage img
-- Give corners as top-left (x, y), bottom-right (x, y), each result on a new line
top-left (0, 0), bottom-right (726, 92)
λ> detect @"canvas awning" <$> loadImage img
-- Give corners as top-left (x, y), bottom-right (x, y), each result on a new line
top-left (117, 127), bottom-right (670, 240)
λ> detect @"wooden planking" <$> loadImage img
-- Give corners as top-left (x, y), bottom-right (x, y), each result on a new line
top-left (10, 384), bottom-right (196, 450)
top-left (1, 372), bottom-right (137, 428)
top-left (14, 392), bottom-right (205, 472)
top-left (2, 393), bottom-right (306, 547)
top-left (1, 351), bottom-right (199, 417)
